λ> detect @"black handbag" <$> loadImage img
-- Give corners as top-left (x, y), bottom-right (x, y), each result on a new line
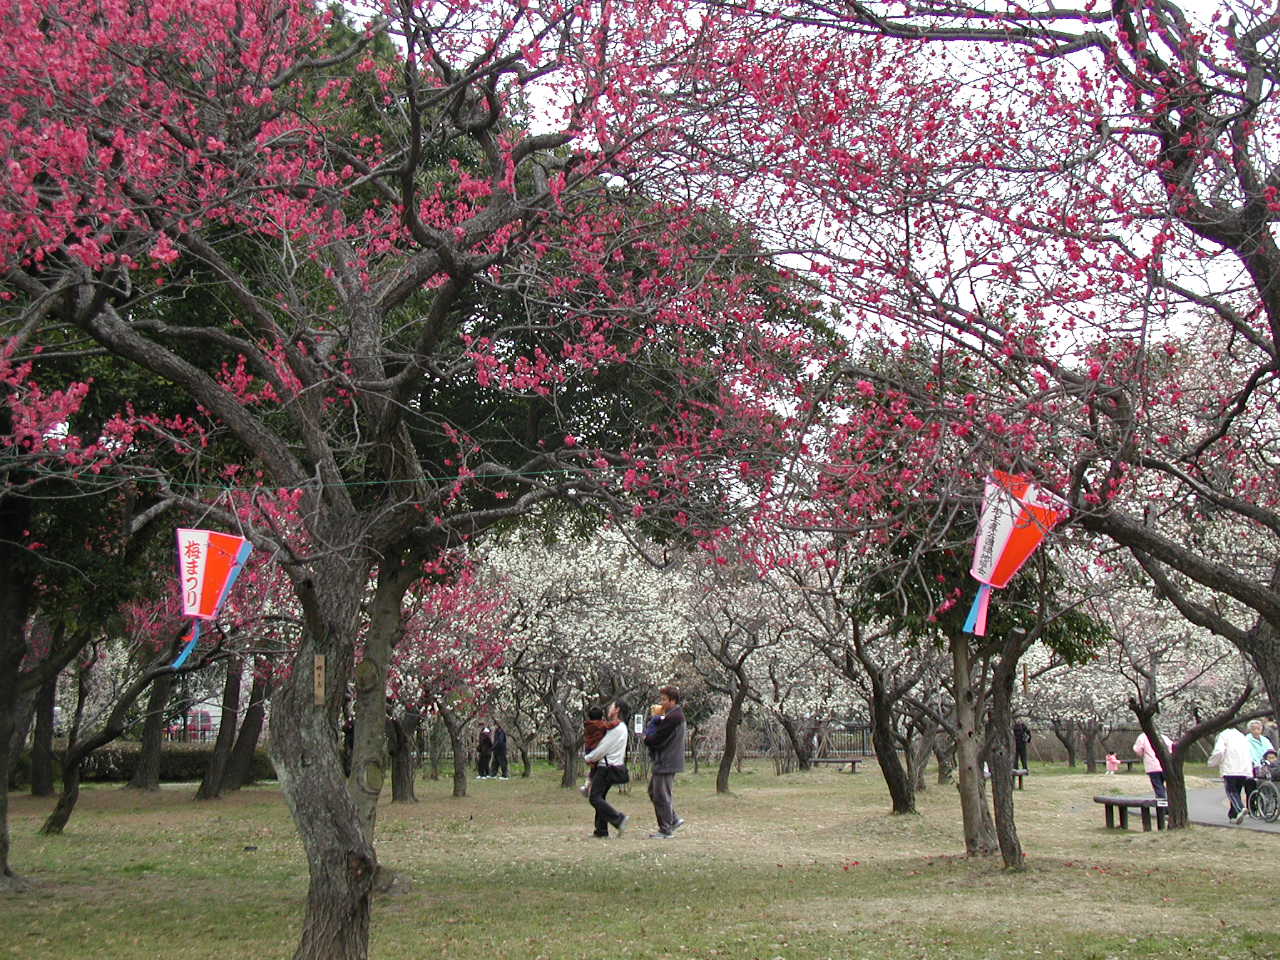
top-left (609, 763), bottom-right (630, 784)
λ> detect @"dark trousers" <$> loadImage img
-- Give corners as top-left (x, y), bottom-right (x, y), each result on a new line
top-left (648, 771), bottom-right (678, 833)
top-left (492, 749), bottom-right (508, 778)
top-left (1225, 775), bottom-right (1249, 816)
top-left (589, 768), bottom-right (624, 836)
top-left (478, 753), bottom-right (491, 777)
top-left (1147, 771), bottom-right (1167, 800)
top-left (1014, 743), bottom-right (1028, 769)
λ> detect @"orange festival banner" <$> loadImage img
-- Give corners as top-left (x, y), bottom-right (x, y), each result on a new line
top-left (963, 472), bottom-right (1069, 636)
top-left (172, 528), bottom-right (253, 666)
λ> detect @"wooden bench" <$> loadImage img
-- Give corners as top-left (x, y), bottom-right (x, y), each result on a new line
top-left (1094, 795), bottom-right (1167, 831)
top-left (983, 767), bottom-right (1029, 788)
top-left (1120, 759), bottom-right (1143, 773)
top-left (811, 757), bottom-right (863, 773)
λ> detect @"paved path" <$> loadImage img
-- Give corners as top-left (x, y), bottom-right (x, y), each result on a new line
top-left (1187, 786), bottom-right (1280, 834)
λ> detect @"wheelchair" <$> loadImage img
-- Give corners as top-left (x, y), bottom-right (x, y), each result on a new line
top-left (1247, 769), bottom-right (1280, 823)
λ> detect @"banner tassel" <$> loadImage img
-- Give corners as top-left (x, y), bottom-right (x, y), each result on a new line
top-left (963, 584), bottom-right (992, 636)
top-left (172, 621), bottom-right (201, 669)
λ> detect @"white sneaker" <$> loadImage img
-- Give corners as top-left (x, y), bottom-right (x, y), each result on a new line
top-left (1233, 808), bottom-right (1248, 824)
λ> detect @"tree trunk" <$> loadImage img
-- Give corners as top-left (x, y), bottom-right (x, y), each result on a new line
top-left (1250, 627), bottom-right (1280, 722)
top-left (426, 714), bottom-right (443, 781)
top-left (7, 683), bottom-right (34, 791)
top-left (223, 669), bottom-right (271, 791)
top-left (776, 714), bottom-right (813, 770)
top-left (389, 712), bottom-right (420, 803)
top-left (934, 733), bottom-right (956, 785)
top-left (548, 705), bottom-right (581, 789)
top-left (438, 706), bottom-right (469, 798)
top-left (986, 644), bottom-right (1029, 870)
top-left (0, 620), bottom-right (23, 885)
top-left (519, 746), bottom-right (531, 778)
top-left (270, 611), bottom-right (376, 958)
top-left (29, 676), bottom-right (55, 796)
top-left (716, 681), bottom-right (749, 794)
top-left (196, 656), bottom-right (243, 800)
top-left (1051, 719), bottom-right (1078, 767)
top-left (127, 668), bottom-right (176, 791)
top-left (868, 684), bottom-right (915, 814)
top-left (951, 636), bottom-right (998, 857)
top-left (0, 493), bottom-right (33, 885)
top-left (1081, 718), bottom-right (1105, 775)
top-left (908, 719), bottom-right (939, 794)
top-left (42, 645), bottom-right (193, 835)
top-left (348, 556), bottom-right (414, 837)
top-left (1131, 699), bottom-right (1190, 830)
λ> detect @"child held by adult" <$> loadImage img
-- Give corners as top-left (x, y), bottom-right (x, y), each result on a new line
top-left (580, 705), bottom-right (616, 797)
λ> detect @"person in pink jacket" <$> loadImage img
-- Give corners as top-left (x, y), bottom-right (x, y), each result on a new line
top-left (1133, 731), bottom-right (1174, 801)
top-left (1209, 726), bottom-right (1255, 824)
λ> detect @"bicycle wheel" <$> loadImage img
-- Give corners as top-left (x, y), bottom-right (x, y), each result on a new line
top-left (1258, 781), bottom-right (1280, 823)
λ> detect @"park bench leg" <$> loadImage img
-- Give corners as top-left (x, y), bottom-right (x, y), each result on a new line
top-left (1140, 807), bottom-right (1152, 831)
top-left (1118, 806), bottom-right (1128, 829)
top-left (1156, 807), bottom-right (1166, 830)
top-left (1105, 804), bottom-right (1115, 828)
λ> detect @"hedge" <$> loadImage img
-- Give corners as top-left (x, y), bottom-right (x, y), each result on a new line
top-left (9, 741), bottom-right (276, 785)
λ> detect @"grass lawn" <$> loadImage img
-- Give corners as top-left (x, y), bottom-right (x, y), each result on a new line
top-left (2, 762), bottom-right (1275, 959)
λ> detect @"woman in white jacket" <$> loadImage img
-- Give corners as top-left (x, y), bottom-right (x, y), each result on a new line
top-left (1208, 727), bottom-right (1254, 824)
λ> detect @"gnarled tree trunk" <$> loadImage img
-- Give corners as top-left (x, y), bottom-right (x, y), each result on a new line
top-left (986, 628), bottom-right (1036, 871)
top-left (716, 678), bottom-right (749, 794)
top-left (951, 636), bottom-right (997, 857)
top-left (196, 656), bottom-right (243, 800)
top-left (267, 551), bottom-right (379, 960)
top-left (389, 712), bottom-right (420, 803)
top-left (127, 668), bottom-right (176, 791)
top-left (29, 675), bottom-right (57, 796)
top-left (43, 641), bottom-right (207, 835)
top-left (223, 668), bottom-right (271, 791)
top-left (437, 705), bottom-right (469, 798)
top-left (868, 679), bottom-right (915, 814)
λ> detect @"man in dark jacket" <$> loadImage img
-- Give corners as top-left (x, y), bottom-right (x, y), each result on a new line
top-left (1012, 719), bottom-right (1031, 771)
top-left (477, 726), bottom-right (493, 779)
top-left (642, 685), bottom-right (686, 839)
top-left (492, 724), bottom-right (509, 780)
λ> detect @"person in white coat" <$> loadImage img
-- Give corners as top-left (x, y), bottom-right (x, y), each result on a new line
top-left (583, 700), bottom-right (631, 838)
top-left (1208, 726), bottom-right (1254, 824)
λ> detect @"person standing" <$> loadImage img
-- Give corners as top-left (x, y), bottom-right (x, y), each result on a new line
top-left (643, 685), bottom-right (687, 839)
top-left (1209, 725), bottom-right (1255, 824)
top-left (1132, 728), bottom-right (1174, 801)
top-left (583, 700), bottom-right (631, 838)
top-left (1012, 719), bottom-right (1031, 771)
top-left (580, 705), bottom-right (612, 796)
top-left (492, 724), bottom-right (509, 780)
top-left (477, 726), bottom-right (493, 780)
top-left (1245, 720), bottom-right (1271, 767)
top-left (1263, 716), bottom-right (1279, 751)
